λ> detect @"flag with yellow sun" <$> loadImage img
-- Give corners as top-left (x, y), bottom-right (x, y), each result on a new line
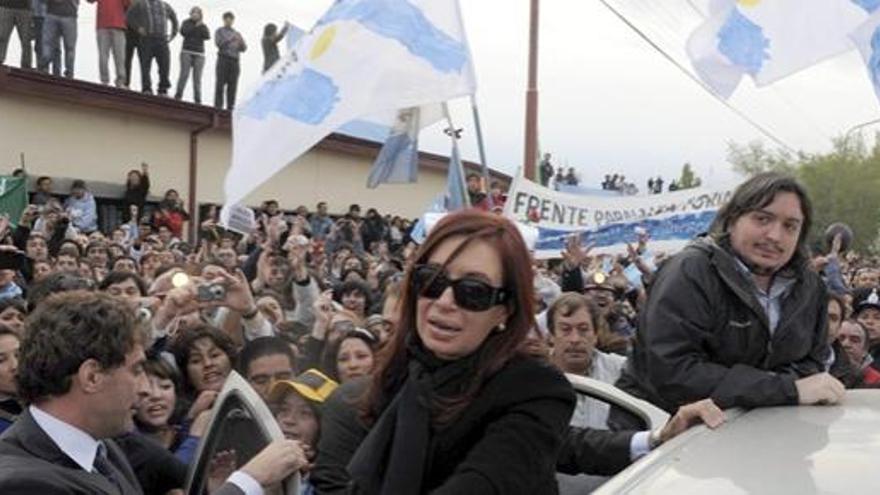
top-left (222, 0), bottom-right (476, 215)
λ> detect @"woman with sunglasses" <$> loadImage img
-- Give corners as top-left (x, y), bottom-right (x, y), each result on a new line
top-left (312, 210), bottom-right (575, 494)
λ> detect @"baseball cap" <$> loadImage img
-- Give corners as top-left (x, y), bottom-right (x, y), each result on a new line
top-left (269, 369), bottom-right (339, 405)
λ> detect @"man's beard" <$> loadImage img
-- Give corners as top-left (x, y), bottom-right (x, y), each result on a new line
top-left (749, 263), bottom-right (776, 276)
top-left (736, 253), bottom-right (779, 277)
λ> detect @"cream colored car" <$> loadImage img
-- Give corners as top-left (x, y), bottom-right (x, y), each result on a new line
top-left (568, 375), bottom-right (880, 494)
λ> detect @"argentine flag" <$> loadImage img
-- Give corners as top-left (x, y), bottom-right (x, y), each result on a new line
top-left (687, 0), bottom-right (873, 98)
top-left (223, 0), bottom-right (477, 214)
top-left (850, 3), bottom-right (880, 103)
top-left (364, 104), bottom-right (445, 189)
top-left (444, 141), bottom-right (469, 211)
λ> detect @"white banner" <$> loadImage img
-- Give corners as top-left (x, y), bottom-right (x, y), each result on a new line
top-left (503, 177), bottom-right (738, 259)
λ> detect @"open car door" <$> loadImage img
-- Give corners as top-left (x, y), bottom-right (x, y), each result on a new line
top-left (185, 371), bottom-right (300, 495)
top-left (557, 374), bottom-right (671, 495)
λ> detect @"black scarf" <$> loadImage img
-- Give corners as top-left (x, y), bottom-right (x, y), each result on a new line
top-left (347, 336), bottom-right (483, 495)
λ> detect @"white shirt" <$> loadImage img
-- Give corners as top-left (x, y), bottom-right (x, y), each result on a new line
top-left (30, 405), bottom-right (100, 472)
top-left (568, 350), bottom-right (626, 430)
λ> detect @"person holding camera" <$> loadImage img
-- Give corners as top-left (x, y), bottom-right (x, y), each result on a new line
top-left (153, 189), bottom-right (189, 239)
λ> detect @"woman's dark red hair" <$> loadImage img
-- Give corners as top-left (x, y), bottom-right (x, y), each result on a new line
top-left (360, 209), bottom-right (535, 426)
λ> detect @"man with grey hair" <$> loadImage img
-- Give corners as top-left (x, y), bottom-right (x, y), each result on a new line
top-left (613, 172), bottom-right (844, 429)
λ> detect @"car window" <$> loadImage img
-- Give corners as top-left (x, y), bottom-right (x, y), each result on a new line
top-left (557, 375), bottom-right (663, 495)
top-left (186, 371), bottom-right (298, 495)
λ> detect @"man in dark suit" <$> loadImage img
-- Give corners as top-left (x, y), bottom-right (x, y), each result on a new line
top-left (0, 290), bottom-right (306, 494)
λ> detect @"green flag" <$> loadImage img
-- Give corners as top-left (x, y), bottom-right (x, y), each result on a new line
top-left (0, 176), bottom-right (27, 228)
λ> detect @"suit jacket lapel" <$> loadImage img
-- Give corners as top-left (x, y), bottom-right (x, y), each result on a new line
top-left (12, 410), bottom-right (81, 468)
top-left (105, 438), bottom-right (145, 495)
top-left (11, 410), bottom-right (137, 495)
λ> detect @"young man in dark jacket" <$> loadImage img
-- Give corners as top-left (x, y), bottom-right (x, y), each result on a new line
top-left (214, 10), bottom-right (246, 110)
top-left (613, 172), bottom-right (844, 428)
top-left (126, 0), bottom-right (177, 95)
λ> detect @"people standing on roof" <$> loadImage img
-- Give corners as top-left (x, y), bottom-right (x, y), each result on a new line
top-left (261, 21), bottom-right (288, 73)
top-left (125, 0), bottom-right (178, 96)
top-left (174, 5), bottom-right (210, 104)
top-left (539, 153), bottom-right (554, 187)
top-left (39, 0), bottom-right (79, 78)
top-left (30, 0), bottom-right (58, 74)
top-left (0, 0), bottom-right (32, 69)
top-left (214, 10), bottom-right (246, 111)
top-left (85, 0), bottom-right (129, 88)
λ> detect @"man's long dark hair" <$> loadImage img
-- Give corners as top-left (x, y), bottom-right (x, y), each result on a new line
top-left (709, 172), bottom-right (813, 271)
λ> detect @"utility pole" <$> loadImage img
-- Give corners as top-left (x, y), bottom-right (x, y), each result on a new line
top-left (523, 0), bottom-right (540, 181)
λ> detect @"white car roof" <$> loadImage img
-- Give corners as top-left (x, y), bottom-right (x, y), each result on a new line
top-left (596, 390), bottom-right (880, 494)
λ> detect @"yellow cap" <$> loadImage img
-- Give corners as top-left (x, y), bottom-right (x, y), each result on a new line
top-left (269, 369), bottom-right (339, 405)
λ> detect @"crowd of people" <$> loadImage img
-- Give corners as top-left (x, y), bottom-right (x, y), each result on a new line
top-left (600, 173), bottom-right (639, 195)
top-left (538, 154), bottom-right (581, 189)
top-left (0, 0), bottom-right (293, 109)
top-left (0, 169), bottom-right (874, 494)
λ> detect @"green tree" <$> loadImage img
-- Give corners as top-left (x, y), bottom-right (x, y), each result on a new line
top-left (677, 162), bottom-right (702, 190)
top-left (727, 141), bottom-right (796, 176)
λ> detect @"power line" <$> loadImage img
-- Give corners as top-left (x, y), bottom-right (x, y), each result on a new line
top-left (597, 0), bottom-right (797, 152)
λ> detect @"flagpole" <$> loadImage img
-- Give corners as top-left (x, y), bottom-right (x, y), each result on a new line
top-left (470, 95), bottom-right (494, 208)
top-left (523, 0), bottom-right (540, 181)
top-left (442, 102), bottom-right (471, 208)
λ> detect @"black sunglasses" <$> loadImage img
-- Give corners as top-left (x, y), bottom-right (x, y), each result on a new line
top-left (412, 264), bottom-right (510, 312)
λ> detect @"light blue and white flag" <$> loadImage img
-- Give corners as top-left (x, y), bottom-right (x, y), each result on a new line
top-left (444, 142), bottom-right (469, 211)
top-left (366, 107), bottom-right (421, 188)
top-left (364, 104), bottom-right (446, 188)
top-left (224, 0), bottom-right (477, 215)
top-left (850, 4), bottom-right (880, 102)
top-left (687, 0), bottom-right (872, 98)
top-left (284, 23), bottom-right (307, 52)
top-left (409, 194), bottom-right (447, 244)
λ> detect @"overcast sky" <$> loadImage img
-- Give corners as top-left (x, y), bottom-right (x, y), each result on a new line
top-left (8, 0), bottom-right (880, 189)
